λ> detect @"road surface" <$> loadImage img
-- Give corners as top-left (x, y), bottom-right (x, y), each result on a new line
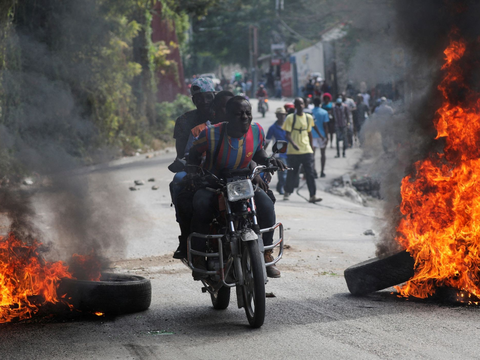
top-left (1, 99), bottom-right (479, 360)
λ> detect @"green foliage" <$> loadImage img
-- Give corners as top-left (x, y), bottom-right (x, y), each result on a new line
top-left (155, 93), bottom-right (194, 135)
top-left (161, 0), bottom-right (221, 16)
top-left (185, 0), bottom-right (276, 74)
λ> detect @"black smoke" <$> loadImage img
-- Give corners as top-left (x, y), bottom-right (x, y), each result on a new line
top-left (0, 1), bottom-right (127, 265)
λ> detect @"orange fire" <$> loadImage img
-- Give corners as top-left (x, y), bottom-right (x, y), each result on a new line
top-left (0, 232), bottom-right (102, 322)
top-left (395, 36), bottom-right (480, 299)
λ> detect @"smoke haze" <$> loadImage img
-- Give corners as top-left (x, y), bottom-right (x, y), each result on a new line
top-left (0, 1), bottom-right (127, 264)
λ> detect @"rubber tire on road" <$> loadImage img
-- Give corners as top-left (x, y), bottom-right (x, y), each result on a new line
top-left (242, 241), bottom-right (266, 328)
top-left (57, 273), bottom-right (152, 315)
top-left (344, 250), bottom-right (415, 296)
top-left (211, 286), bottom-right (231, 310)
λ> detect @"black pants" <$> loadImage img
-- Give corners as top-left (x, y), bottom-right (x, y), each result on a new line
top-left (190, 188), bottom-right (276, 251)
top-left (336, 126), bottom-right (348, 156)
top-left (285, 153), bottom-right (316, 197)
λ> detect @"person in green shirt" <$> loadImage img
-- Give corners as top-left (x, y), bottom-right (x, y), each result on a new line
top-left (282, 97), bottom-right (323, 203)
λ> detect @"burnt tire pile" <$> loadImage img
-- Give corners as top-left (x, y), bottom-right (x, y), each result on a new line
top-left (57, 273), bottom-right (152, 315)
top-left (344, 250), bottom-right (415, 296)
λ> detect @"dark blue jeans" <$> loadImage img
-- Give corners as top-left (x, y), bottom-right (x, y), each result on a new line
top-left (191, 188), bottom-right (275, 251)
top-left (285, 153), bottom-right (316, 197)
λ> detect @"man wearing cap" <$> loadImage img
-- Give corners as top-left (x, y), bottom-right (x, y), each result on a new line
top-left (282, 97), bottom-right (323, 203)
top-left (265, 107), bottom-right (288, 194)
top-left (332, 97), bottom-right (350, 158)
top-left (173, 77), bottom-right (216, 160)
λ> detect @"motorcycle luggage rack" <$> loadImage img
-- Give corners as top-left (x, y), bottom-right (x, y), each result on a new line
top-left (260, 222), bottom-right (284, 267)
top-left (187, 222), bottom-right (284, 285)
top-left (187, 233), bottom-right (236, 287)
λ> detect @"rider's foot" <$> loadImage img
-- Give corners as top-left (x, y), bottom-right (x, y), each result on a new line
top-left (266, 265), bottom-right (281, 278)
top-left (192, 256), bottom-right (208, 280)
top-left (172, 236), bottom-right (187, 259)
top-left (264, 250), bottom-right (281, 278)
top-left (173, 246), bottom-right (186, 259)
top-left (283, 192), bottom-right (290, 201)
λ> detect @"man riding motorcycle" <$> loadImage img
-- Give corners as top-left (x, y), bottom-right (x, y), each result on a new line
top-left (181, 96), bottom-right (286, 278)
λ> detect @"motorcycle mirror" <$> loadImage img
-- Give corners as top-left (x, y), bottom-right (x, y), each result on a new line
top-left (272, 140), bottom-right (288, 154)
top-left (168, 158), bottom-right (186, 173)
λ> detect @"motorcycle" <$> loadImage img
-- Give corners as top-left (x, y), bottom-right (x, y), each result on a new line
top-left (184, 141), bottom-right (287, 328)
top-left (257, 97), bottom-right (268, 118)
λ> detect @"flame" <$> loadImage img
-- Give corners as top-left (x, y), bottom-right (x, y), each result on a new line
top-left (0, 232), bottom-right (102, 322)
top-left (0, 232), bottom-right (72, 322)
top-left (395, 36), bottom-right (480, 299)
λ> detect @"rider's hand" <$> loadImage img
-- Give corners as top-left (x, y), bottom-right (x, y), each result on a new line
top-left (292, 143), bottom-right (300, 151)
top-left (270, 158), bottom-right (287, 171)
top-left (253, 175), bottom-right (269, 192)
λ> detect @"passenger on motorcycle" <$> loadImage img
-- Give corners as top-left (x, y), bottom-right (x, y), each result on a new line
top-left (172, 91), bottom-right (234, 259)
top-left (173, 77), bottom-right (216, 161)
top-left (185, 96), bottom-right (286, 278)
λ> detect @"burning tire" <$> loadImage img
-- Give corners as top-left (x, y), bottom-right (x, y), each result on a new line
top-left (57, 273), bottom-right (152, 315)
top-left (344, 250), bottom-right (415, 296)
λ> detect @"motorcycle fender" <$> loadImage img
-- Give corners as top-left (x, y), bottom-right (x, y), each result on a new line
top-left (241, 229), bottom-right (258, 242)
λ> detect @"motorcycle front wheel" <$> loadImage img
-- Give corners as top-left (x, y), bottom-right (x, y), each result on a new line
top-left (242, 240), bottom-right (266, 328)
top-left (211, 286), bottom-right (231, 310)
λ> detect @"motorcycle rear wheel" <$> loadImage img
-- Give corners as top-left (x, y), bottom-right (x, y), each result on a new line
top-left (211, 286), bottom-right (231, 310)
top-left (242, 241), bottom-right (266, 328)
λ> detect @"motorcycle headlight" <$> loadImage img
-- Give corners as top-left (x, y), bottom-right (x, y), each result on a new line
top-left (227, 179), bottom-right (254, 202)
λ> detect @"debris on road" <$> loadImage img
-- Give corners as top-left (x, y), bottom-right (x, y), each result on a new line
top-left (363, 229), bottom-right (375, 236)
top-left (352, 176), bottom-right (381, 199)
top-left (148, 178), bottom-right (155, 182)
top-left (147, 330), bottom-right (174, 336)
top-left (22, 178), bottom-right (34, 185)
top-left (134, 180), bottom-right (145, 186)
top-left (152, 185), bottom-right (159, 190)
top-left (129, 187), bottom-right (139, 191)
top-left (266, 292), bottom-right (276, 298)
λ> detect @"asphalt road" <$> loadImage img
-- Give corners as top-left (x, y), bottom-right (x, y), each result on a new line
top-left (1, 100), bottom-right (479, 360)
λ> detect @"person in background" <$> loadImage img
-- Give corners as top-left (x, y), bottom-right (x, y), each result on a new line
top-left (332, 97), bottom-right (350, 158)
top-left (265, 107), bottom-right (288, 194)
top-left (352, 94), bottom-right (370, 145)
top-left (256, 84), bottom-right (268, 98)
top-left (274, 78), bottom-right (282, 98)
top-left (375, 96), bottom-right (394, 153)
top-left (284, 102), bottom-right (295, 115)
top-left (282, 98), bottom-right (323, 203)
top-left (311, 97), bottom-right (329, 178)
top-left (322, 93), bottom-right (335, 148)
top-left (342, 92), bottom-right (356, 148)
top-left (360, 81), bottom-right (371, 107)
